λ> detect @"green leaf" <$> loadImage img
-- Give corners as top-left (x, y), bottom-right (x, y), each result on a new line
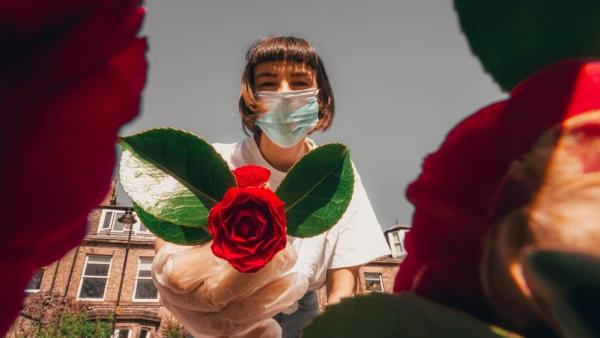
top-left (522, 250), bottom-right (600, 338)
top-left (133, 203), bottom-right (211, 245)
top-left (304, 292), bottom-right (509, 338)
top-left (454, 0), bottom-right (600, 91)
top-left (120, 146), bottom-right (206, 226)
top-left (276, 144), bottom-right (354, 237)
top-left (119, 128), bottom-right (235, 227)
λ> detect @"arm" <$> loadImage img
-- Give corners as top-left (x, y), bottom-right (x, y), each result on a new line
top-left (325, 265), bottom-right (360, 305)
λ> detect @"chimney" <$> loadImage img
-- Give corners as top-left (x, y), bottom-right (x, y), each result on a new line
top-left (109, 178), bottom-right (118, 205)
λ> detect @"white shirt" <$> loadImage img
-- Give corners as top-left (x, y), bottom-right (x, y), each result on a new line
top-left (212, 137), bottom-right (391, 291)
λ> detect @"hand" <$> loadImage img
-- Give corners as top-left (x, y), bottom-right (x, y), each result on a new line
top-left (152, 240), bottom-right (308, 337)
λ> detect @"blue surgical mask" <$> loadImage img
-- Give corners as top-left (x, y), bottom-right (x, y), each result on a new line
top-left (255, 88), bottom-right (320, 148)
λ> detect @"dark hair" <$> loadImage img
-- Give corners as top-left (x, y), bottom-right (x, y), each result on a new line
top-left (238, 36), bottom-right (335, 135)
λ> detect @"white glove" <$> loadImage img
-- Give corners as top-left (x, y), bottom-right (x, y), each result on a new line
top-left (152, 240), bottom-right (308, 338)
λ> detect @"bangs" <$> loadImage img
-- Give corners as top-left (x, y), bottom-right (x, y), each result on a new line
top-left (239, 35), bottom-right (335, 136)
top-left (246, 36), bottom-right (319, 70)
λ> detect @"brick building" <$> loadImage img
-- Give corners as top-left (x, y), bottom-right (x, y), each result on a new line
top-left (359, 223), bottom-right (409, 293)
top-left (8, 183), bottom-right (173, 338)
top-left (8, 182), bottom-right (408, 337)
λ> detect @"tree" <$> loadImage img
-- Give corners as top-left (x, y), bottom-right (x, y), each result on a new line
top-left (8, 292), bottom-right (112, 338)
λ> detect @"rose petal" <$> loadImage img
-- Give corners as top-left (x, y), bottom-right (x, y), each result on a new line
top-left (234, 165), bottom-right (271, 188)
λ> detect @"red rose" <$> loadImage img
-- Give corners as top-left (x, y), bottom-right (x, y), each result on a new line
top-left (208, 166), bottom-right (287, 273)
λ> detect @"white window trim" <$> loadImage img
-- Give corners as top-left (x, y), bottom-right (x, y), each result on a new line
top-left (388, 230), bottom-right (407, 257)
top-left (25, 268), bottom-right (45, 293)
top-left (98, 209), bottom-right (126, 233)
top-left (134, 220), bottom-right (151, 235)
top-left (132, 257), bottom-right (159, 302)
top-left (77, 255), bottom-right (112, 301)
top-left (98, 210), bottom-right (112, 231)
top-left (114, 328), bottom-right (132, 338)
top-left (364, 272), bottom-right (384, 293)
top-left (99, 209), bottom-right (153, 236)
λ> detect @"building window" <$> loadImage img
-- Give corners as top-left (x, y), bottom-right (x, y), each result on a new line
top-left (389, 230), bottom-right (406, 257)
top-left (140, 329), bottom-right (151, 338)
top-left (99, 209), bottom-right (151, 235)
top-left (25, 268), bottom-right (45, 292)
top-left (114, 329), bottom-right (131, 338)
top-left (364, 272), bottom-right (384, 292)
top-left (133, 257), bottom-right (158, 301)
top-left (135, 221), bottom-right (150, 234)
top-left (98, 209), bottom-right (127, 232)
top-left (77, 255), bottom-right (111, 300)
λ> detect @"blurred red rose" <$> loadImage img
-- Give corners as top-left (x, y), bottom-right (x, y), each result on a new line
top-left (0, 0), bottom-right (147, 334)
top-left (208, 166), bottom-right (287, 273)
top-left (394, 59), bottom-right (600, 320)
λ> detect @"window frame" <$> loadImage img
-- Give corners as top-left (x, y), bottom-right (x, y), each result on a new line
top-left (363, 272), bottom-right (384, 293)
top-left (76, 255), bottom-right (112, 301)
top-left (98, 209), bottom-right (126, 233)
top-left (25, 268), bottom-right (45, 293)
top-left (98, 208), bottom-right (152, 236)
top-left (389, 229), bottom-right (407, 257)
top-left (132, 257), bottom-right (159, 302)
top-left (134, 220), bottom-right (151, 235)
top-left (139, 328), bottom-right (151, 338)
top-left (114, 328), bottom-right (132, 338)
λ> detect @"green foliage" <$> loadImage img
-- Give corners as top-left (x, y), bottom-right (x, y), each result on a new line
top-left (161, 318), bottom-right (188, 338)
top-left (276, 144), bottom-right (354, 237)
top-left (523, 250), bottom-right (600, 338)
top-left (134, 202), bottom-right (211, 245)
top-left (9, 292), bottom-right (113, 338)
top-left (303, 292), bottom-right (507, 338)
top-left (26, 310), bottom-right (111, 338)
top-left (120, 128), bottom-right (235, 228)
top-left (454, 0), bottom-right (600, 91)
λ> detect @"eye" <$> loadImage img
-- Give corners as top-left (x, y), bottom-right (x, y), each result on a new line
top-left (257, 82), bottom-right (277, 89)
top-left (291, 81), bottom-right (310, 88)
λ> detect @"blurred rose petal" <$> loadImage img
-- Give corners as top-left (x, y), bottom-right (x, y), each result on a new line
top-left (0, 0), bottom-right (147, 333)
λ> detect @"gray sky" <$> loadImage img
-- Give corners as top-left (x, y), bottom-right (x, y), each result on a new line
top-left (116, 0), bottom-right (504, 229)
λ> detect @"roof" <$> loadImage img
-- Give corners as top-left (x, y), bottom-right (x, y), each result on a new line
top-left (385, 223), bottom-right (410, 233)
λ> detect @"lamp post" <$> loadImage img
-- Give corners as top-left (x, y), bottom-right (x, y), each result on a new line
top-left (111, 207), bottom-right (137, 337)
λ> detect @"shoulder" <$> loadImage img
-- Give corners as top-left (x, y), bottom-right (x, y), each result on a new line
top-left (211, 141), bottom-right (238, 156)
top-left (212, 138), bottom-right (255, 169)
top-left (211, 141), bottom-right (241, 169)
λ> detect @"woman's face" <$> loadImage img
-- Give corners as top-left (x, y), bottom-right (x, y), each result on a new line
top-left (253, 61), bottom-right (317, 93)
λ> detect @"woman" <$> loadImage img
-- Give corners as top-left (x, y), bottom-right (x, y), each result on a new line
top-left (154, 36), bottom-right (390, 338)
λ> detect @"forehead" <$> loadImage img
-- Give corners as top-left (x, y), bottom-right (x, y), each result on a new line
top-left (254, 61), bottom-right (314, 76)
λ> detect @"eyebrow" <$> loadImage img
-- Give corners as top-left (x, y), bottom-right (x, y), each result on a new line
top-left (255, 71), bottom-right (277, 79)
top-left (291, 71), bottom-right (312, 78)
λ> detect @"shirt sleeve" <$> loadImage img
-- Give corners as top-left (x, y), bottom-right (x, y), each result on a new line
top-left (329, 164), bottom-right (392, 269)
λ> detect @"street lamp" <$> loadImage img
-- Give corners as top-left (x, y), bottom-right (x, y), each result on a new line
top-left (112, 207), bottom-right (137, 336)
top-left (117, 208), bottom-right (137, 225)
